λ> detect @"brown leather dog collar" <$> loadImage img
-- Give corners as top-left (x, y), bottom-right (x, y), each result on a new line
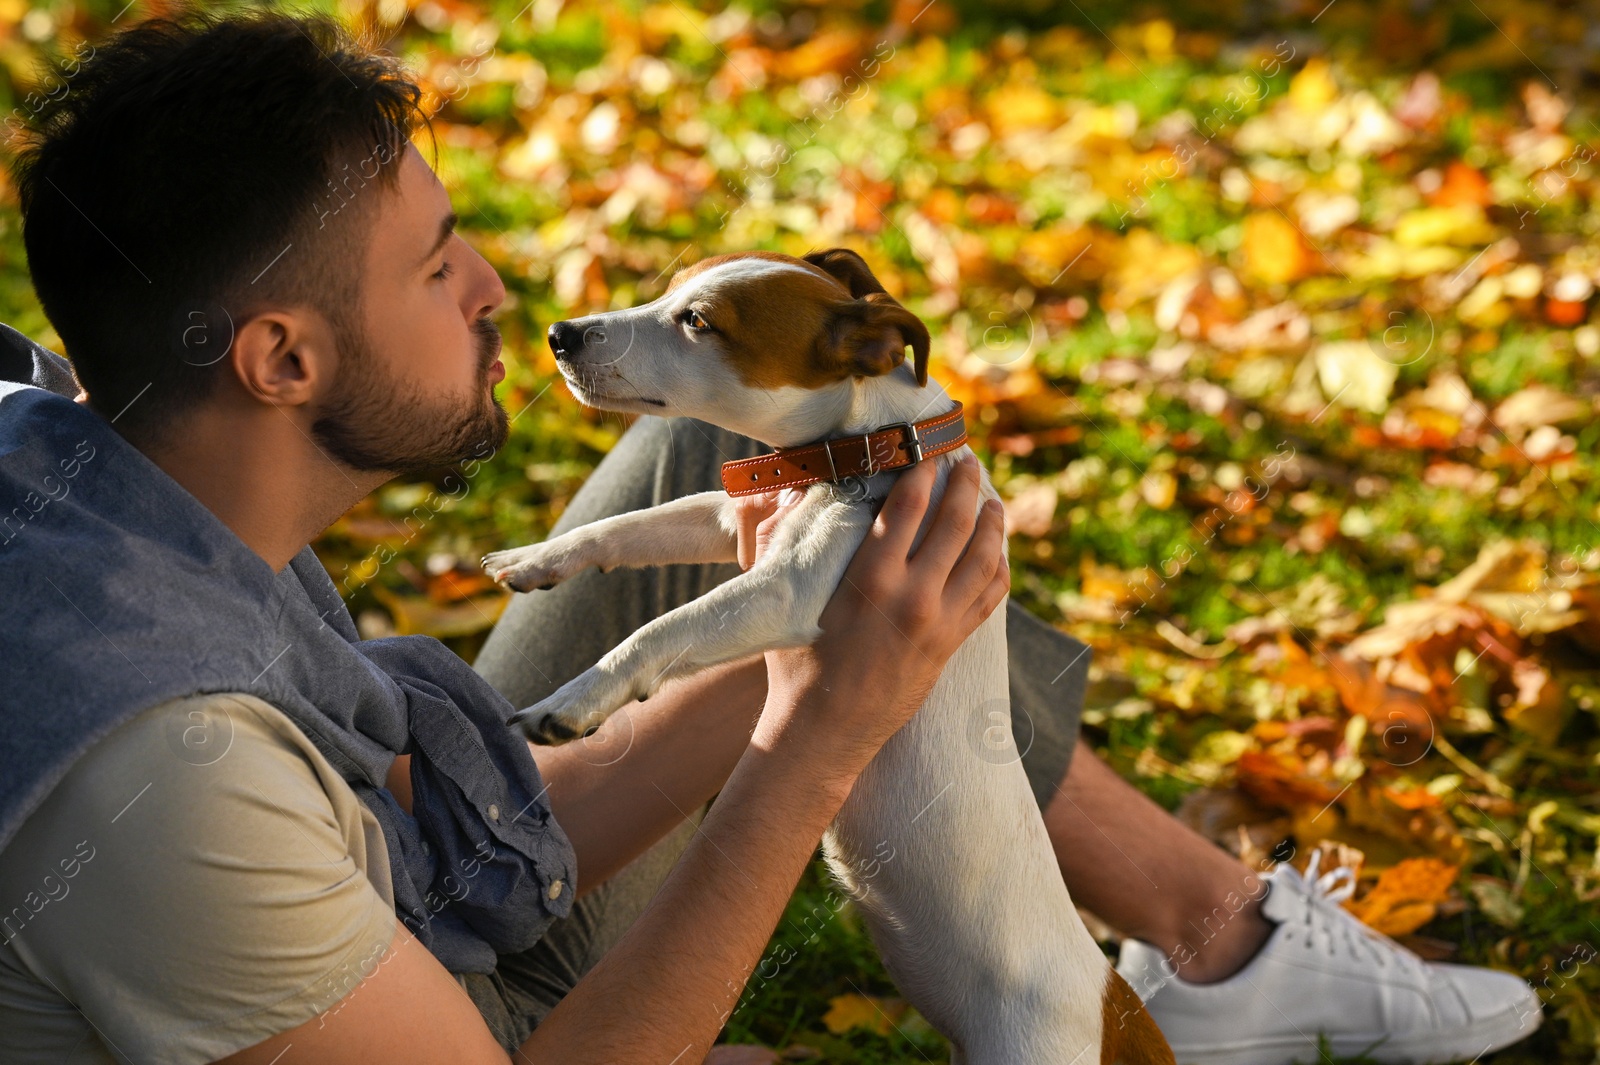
top-left (720, 402), bottom-right (967, 497)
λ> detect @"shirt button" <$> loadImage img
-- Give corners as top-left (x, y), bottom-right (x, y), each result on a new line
top-left (547, 878), bottom-right (564, 900)
top-left (487, 804), bottom-right (500, 822)
top-left (421, 840), bottom-right (431, 857)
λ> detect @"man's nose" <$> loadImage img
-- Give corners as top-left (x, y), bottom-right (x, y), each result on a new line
top-left (547, 320), bottom-right (584, 362)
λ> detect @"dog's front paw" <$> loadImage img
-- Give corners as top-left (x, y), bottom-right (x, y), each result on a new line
top-left (509, 669), bottom-right (637, 746)
top-left (482, 542), bottom-right (587, 593)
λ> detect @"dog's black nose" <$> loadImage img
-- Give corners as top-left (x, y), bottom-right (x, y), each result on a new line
top-left (547, 320), bottom-right (583, 362)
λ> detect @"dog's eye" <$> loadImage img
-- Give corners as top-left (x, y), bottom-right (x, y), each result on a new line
top-left (681, 308), bottom-right (711, 332)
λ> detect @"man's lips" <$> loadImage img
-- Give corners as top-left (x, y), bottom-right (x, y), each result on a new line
top-left (484, 330), bottom-right (504, 384)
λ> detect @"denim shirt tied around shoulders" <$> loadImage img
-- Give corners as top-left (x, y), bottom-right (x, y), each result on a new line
top-left (0, 325), bottom-right (575, 974)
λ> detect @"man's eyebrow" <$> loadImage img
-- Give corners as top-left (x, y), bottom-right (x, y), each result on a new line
top-left (419, 211), bottom-right (458, 269)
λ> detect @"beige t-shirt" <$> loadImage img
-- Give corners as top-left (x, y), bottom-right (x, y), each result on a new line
top-left (0, 693), bottom-right (401, 1064)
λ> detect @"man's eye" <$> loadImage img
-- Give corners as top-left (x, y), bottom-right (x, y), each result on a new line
top-left (682, 308), bottom-right (710, 331)
top-left (432, 261), bottom-right (455, 281)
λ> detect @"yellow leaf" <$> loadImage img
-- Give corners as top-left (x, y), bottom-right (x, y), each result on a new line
top-left (1289, 57), bottom-right (1339, 112)
top-left (1139, 470), bottom-right (1177, 510)
top-left (1457, 276), bottom-right (1511, 329)
top-left (1346, 858), bottom-right (1458, 937)
top-left (985, 83), bottom-right (1060, 135)
top-left (1108, 230), bottom-right (1203, 306)
top-left (1314, 341), bottom-right (1398, 414)
top-left (1392, 205), bottom-right (1498, 247)
top-left (1139, 19), bottom-right (1175, 61)
top-left (1080, 559), bottom-right (1166, 612)
top-left (1017, 225), bottom-right (1096, 288)
top-left (1240, 212), bottom-right (1310, 286)
top-left (821, 994), bottom-right (907, 1036)
top-left (1189, 729), bottom-right (1253, 770)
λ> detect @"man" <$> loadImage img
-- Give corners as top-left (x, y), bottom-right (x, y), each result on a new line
top-left (0, 11), bottom-right (1540, 1065)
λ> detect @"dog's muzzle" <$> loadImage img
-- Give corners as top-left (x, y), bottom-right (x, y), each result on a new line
top-left (547, 319), bottom-right (584, 362)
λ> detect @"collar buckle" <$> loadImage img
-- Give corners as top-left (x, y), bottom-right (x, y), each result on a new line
top-left (877, 420), bottom-right (923, 466)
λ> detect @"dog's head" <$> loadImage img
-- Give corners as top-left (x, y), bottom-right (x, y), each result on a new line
top-left (544, 249), bottom-right (930, 445)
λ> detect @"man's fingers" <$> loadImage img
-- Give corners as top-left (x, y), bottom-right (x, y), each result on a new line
top-left (734, 492), bottom-right (779, 529)
top-left (862, 459), bottom-right (937, 563)
top-left (734, 491), bottom-right (780, 570)
top-left (945, 497), bottom-right (1006, 605)
top-left (908, 453), bottom-right (982, 579)
top-left (956, 546), bottom-right (1012, 636)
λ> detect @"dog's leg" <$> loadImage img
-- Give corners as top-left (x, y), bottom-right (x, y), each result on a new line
top-left (817, 463), bottom-right (1176, 1065)
top-left (822, 608), bottom-right (1114, 1064)
top-left (482, 490), bottom-right (739, 593)
top-left (511, 495), bottom-right (867, 745)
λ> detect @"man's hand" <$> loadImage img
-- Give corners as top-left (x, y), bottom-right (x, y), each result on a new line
top-left (759, 453), bottom-right (1009, 775)
top-left (732, 486), bottom-right (800, 571)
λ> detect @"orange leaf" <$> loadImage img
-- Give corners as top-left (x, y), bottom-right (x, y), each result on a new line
top-left (921, 187), bottom-right (961, 225)
top-left (821, 994), bottom-right (907, 1036)
top-left (772, 29), bottom-right (865, 80)
top-left (1234, 749), bottom-right (1343, 810)
top-left (1381, 785), bottom-right (1443, 811)
top-left (1326, 653), bottom-right (1435, 759)
top-left (1426, 162), bottom-right (1492, 208)
top-left (428, 568), bottom-right (497, 604)
top-left (370, 586), bottom-right (509, 639)
top-left (1543, 296), bottom-right (1589, 327)
top-left (1270, 633), bottom-right (1329, 691)
top-left (1346, 858), bottom-right (1458, 936)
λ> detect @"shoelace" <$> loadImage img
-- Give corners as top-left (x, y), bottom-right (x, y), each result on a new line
top-left (1303, 849), bottom-right (1357, 903)
top-left (1276, 856), bottom-right (1427, 980)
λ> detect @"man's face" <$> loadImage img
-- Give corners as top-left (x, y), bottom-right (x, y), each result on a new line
top-left (310, 145), bottom-right (509, 473)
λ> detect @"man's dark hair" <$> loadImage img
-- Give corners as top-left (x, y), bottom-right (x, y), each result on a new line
top-left (9, 11), bottom-right (424, 443)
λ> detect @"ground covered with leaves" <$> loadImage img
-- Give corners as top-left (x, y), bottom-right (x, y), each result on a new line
top-left (3, 0), bottom-right (1598, 1061)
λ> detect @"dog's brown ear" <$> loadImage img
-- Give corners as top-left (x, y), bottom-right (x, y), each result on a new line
top-left (826, 292), bottom-right (930, 386)
top-left (805, 248), bottom-right (889, 299)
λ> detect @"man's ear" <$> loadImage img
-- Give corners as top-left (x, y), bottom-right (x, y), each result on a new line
top-left (229, 311), bottom-right (324, 407)
top-left (825, 292), bottom-right (930, 386)
top-left (804, 248), bottom-right (888, 299)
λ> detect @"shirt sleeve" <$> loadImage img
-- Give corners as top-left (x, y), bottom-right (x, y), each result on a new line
top-left (0, 693), bottom-right (399, 1065)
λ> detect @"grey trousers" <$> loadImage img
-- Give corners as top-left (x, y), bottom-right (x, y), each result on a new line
top-left (465, 415), bottom-right (1092, 1051)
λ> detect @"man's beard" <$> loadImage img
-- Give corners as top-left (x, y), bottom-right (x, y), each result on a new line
top-left (311, 317), bottom-right (508, 474)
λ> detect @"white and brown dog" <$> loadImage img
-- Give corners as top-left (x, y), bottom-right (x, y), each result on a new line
top-left (483, 249), bottom-right (1172, 1065)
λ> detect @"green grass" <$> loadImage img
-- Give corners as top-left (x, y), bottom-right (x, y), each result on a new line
top-left (4, 0), bottom-right (1599, 1059)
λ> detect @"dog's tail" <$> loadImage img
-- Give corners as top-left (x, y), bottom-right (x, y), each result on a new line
top-left (1099, 967), bottom-right (1177, 1065)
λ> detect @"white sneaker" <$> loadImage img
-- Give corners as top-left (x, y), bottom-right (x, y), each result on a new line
top-left (1115, 860), bottom-right (1543, 1065)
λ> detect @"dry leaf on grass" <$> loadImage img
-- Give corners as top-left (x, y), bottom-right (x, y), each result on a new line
top-left (820, 993), bottom-right (908, 1036)
top-left (1345, 858), bottom-right (1459, 937)
top-left (1003, 481), bottom-right (1058, 538)
top-left (369, 585), bottom-right (509, 639)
